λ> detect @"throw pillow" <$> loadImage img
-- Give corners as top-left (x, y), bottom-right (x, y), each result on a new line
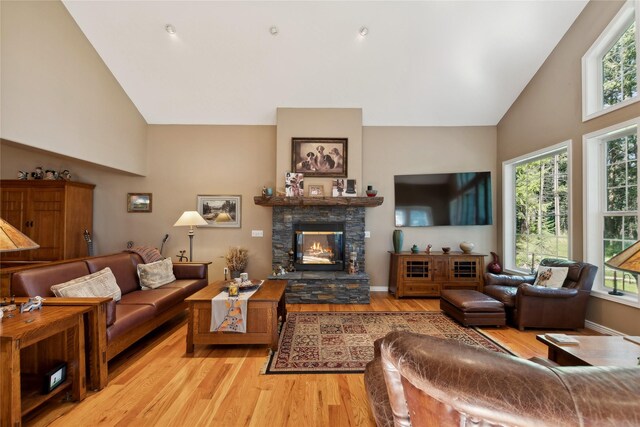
top-left (51, 267), bottom-right (121, 301)
top-left (533, 266), bottom-right (569, 288)
top-left (138, 258), bottom-right (176, 290)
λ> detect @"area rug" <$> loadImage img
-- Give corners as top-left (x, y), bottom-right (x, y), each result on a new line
top-left (264, 311), bottom-right (512, 374)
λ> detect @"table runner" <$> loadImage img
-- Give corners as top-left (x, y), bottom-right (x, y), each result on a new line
top-left (210, 283), bottom-right (262, 333)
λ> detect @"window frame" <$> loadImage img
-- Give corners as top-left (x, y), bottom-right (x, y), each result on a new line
top-left (582, 0), bottom-right (640, 122)
top-left (583, 117), bottom-right (640, 308)
top-left (502, 140), bottom-right (572, 274)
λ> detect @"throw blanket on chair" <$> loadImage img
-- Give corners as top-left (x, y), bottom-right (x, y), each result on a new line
top-left (127, 246), bottom-right (163, 263)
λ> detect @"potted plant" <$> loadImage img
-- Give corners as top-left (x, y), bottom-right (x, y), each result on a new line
top-left (225, 247), bottom-right (248, 278)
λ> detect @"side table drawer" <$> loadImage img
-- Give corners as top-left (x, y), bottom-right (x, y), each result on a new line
top-left (404, 283), bottom-right (440, 295)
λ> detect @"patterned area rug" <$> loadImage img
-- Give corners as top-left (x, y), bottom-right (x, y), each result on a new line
top-left (264, 311), bottom-right (511, 374)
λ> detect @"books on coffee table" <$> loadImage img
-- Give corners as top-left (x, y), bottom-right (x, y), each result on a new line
top-left (545, 333), bottom-right (580, 345)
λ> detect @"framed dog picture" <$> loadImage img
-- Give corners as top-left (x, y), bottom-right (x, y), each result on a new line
top-left (291, 137), bottom-right (347, 177)
top-left (308, 185), bottom-right (324, 197)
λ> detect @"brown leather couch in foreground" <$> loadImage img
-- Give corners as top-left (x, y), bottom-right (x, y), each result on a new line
top-left (483, 258), bottom-right (597, 330)
top-left (365, 331), bottom-right (640, 427)
top-left (11, 252), bottom-right (208, 390)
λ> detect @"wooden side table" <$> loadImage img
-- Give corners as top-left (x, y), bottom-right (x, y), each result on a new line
top-left (1, 305), bottom-right (90, 426)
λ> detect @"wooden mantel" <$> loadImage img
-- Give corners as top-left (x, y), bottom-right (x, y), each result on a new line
top-left (253, 196), bottom-right (383, 207)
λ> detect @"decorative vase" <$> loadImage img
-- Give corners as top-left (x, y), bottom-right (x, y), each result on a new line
top-left (230, 270), bottom-right (242, 279)
top-left (392, 230), bottom-right (404, 253)
top-left (459, 242), bottom-right (475, 254)
top-left (487, 252), bottom-right (502, 274)
top-left (411, 244), bottom-right (419, 253)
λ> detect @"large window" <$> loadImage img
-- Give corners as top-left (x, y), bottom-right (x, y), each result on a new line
top-left (583, 1), bottom-right (640, 120)
top-left (503, 142), bottom-right (570, 273)
top-left (584, 119), bottom-right (640, 305)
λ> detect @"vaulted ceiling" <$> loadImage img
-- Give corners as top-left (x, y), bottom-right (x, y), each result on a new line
top-left (63, 1), bottom-right (588, 126)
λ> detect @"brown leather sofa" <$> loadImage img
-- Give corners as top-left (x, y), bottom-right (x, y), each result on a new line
top-left (483, 258), bottom-right (597, 330)
top-left (11, 252), bottom-right (208, 390)
top-left (365, 331), bottom-right (640, 427)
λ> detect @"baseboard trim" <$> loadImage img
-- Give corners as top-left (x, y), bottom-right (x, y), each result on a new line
top-left (370, 286), bottom-right (388, 292)
top-left (584, 320), bottom-right (624, 336)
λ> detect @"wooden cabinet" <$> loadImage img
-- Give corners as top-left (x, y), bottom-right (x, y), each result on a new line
top-left (0, 180), bottom-right (95, 261)
top-left (388, 252), bottom-right (485, 298)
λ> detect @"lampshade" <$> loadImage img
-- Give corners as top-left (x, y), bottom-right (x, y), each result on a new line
top-left (173, 211), bottom-right (208, 227)
top-left (0, 217), bottom-right (40, 252)
top-left (605, 240), bottom-right (640, 274)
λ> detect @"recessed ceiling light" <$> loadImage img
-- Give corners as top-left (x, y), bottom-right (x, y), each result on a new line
top-left (359, 26), bottom-right (369, 37)
top-left (270, 26), bottom-right (279, 36)
top-left (165, 24), bottom-right (176, 35)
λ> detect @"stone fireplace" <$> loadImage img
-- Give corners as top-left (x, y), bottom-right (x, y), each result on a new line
top-left (256, 197), bottom-right (382, 303)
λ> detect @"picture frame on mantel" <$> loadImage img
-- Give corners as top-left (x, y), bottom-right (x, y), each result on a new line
top-left (291, 137), bottom-right (348, 177)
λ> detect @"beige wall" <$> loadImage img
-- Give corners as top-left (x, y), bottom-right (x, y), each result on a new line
top-left (363, 126), bottom-right (497, 287)
top-left (1, 125), bottom-right (276, 280)
top-left (276, 108), bottom-right (363, 194)
top-left (0, 0), bottom-right (148, 175)
top-left (497, 0), bottom-right (640, 335)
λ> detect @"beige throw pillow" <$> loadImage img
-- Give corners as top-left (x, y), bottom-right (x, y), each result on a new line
top-left (138, 258), bottom-right (176, 290)
top-left (533, 266), bottom-right (569, 288)
top-left (51, 267), bottom-right (122, 301)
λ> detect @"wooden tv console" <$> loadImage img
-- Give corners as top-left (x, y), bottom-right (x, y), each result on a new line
top-left (388, 251), bottom-right (486, 298)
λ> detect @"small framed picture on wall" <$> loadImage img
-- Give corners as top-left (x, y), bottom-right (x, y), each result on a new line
top-left (127, 193), bottom-right (152, 212)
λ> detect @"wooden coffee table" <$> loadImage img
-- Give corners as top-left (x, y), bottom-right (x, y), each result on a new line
top-left (185, 280), bottom-right (286, 353)
top-left (537, 334), bottom-right (640, 367)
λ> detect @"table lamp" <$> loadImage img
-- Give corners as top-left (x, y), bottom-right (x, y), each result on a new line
top-left (173, 211), bottom-right (207, 262)
top-left (605, 240), bottom-right (640, 296)
top-left (0, 217), bottom-right (39, 252)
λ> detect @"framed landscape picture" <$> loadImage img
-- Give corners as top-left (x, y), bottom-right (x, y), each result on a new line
top-left (127, 193), bottom-right (152, 212)
top-left (197, 195), bottom-right (241, 228)
top-left (291, 137), bottom-right (347, 177)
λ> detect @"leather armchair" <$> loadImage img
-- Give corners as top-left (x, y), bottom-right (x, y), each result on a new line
top-left (364, 331), bottom-right (640, 427)
top-left (483, 258), bottom-right (597, 330)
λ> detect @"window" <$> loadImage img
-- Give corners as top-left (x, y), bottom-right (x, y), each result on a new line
top-left (503, 142), bottom-right (571, 273)
top-left (583, 1), bottom-right (640, 120)
top-left (584, 118), bottom-right (640, 306)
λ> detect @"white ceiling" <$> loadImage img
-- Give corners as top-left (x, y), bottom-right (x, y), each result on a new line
top-left (62, 1), bottom-right (587, 126)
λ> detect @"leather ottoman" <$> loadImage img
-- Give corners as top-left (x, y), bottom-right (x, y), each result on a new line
top-left (440, 289), bottom-right (505, 327)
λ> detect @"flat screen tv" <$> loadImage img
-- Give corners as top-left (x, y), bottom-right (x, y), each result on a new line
top-left (394, 171), bottom-right (493, 227)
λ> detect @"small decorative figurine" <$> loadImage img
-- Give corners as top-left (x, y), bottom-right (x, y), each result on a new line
top-left (287, 249), bottom-right (296, 272)
top-left (177, 250), bottom-right (188, 262)
top-left (18, 171), bottom-right (28, 180)
top-left (411, 244), bottom-right (419, 253)
top-left (425, 244), bottom-right (432, 254)
top-left (44, 170), bottom-right (57, 180)
top-left (20, 296), bottom-right (45, 313)
top-left (31, 167), bottom-right (44, 180)
top-left (59, 170), bottom-right (72, 181)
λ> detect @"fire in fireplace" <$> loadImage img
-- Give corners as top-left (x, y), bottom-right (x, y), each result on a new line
top-left (294, 223), bottom-right (345, 271)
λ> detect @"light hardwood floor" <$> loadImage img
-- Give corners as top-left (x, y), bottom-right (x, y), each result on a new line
top-left (25, 292), bottom-right (598, 426)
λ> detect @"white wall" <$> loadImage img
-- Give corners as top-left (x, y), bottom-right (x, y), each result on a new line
top-left (0, 0), bottom-right (148, 175)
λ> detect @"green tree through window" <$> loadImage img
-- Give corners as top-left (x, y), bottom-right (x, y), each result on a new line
top-left (603, 133), bottom-right (639, 294)
top-left (515, 151), bottom-right (568, 271)
top-left (603, 21), bottom-right (637, 108)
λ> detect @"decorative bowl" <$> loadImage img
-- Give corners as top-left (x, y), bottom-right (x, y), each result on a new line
top-left (460, 242), bottom-right (475, 253)
top-left (366, 190), bottom-right (378, 197)
top-left (442, 247), bottom-right (451, 254)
